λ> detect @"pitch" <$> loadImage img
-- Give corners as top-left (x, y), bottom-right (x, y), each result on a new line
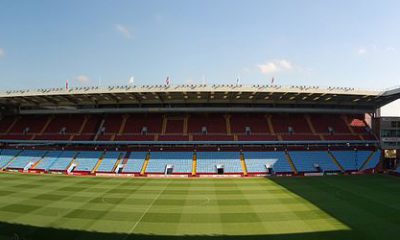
top-left (0, 174), bottom-right (399, 240)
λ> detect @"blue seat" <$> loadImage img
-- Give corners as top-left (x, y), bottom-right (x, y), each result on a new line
top-left (0, 149), bottom-right (20, 168)
top-left (196, 152), bottom-right (242, 173)
top-left (7, 150), bottom-right (45, 169)
top-left (48, 151), bottom-right (76, 171)
top-left (122, 152), bottom-right (147, 173)
top-left (35, 151), bottom-right (63, 170)
top-left (74, 151), bottom-right (103, 172)
top-left (146, 152), bottom-right (193, 173)
top-left (97, 151), bottom-right (125, 172)
top-left (360, 150), bottom-right (381, 170)
top-left (331, 151), bottom-right (377, 171)
top-left (289, 151), bottom-right (339, 173)
top-left (244, 152), bottom-right (292, 173)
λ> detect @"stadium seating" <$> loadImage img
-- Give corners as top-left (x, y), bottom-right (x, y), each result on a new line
top-left (193, 135), bottom-right (234, 141)
top-left (0, 113), bottom-right (378, 143)
top-left (230, 113), bottom-right (269, 134)
top-left (158, 135), bottom-right (189, 141)
top-left (330, 151), bottom-right (358, 171)
top-left (0, 148), bottom-right (381, 175)
top-left (244, 152), bottom-right (293, 173)
top-left (7, 150), bottom-right (45, 169)
top-left (360, 150), bottom-right (381, 170)
top-left (101, 115), bottom-right (123, 134)
top-left (75, 116), bottom-right (102, 141)
top-left (146, 152), bottom-right (193, 173)
top-left (165, 119), bottom-right (184, 134)
top-left (122, 152), bottom-right (147, 173)
top-left (34, 151), bottom-right (63, 170)
top-left (188, 114), bottom-right (226, 134)
top-left (196, 152), bottom-right (242, 173)
top-left (96, 151), bottom-right (124, 172)
top-left (8, 115), bottom-right (48, 134)
top-left (271, 114), bottom-right (311, 133)
top-left (289, 151), bottom-right (340, 172)
top-left (122, 114), bottom-right (163, 134)
top-left (0, 149), bottom-right (20, 168)
top-left (0, 117), bottom-right (15, 133)
top-left (237, 135), bottom-right (278, 141)
top-left (34, 134), bottom-right (72, 141)
top-left (73, 151), bottom-right (102, 172)
top-left (331, 150), bottom-right (375, 171)
top-left (44, 115), bottom-right (83, 134)
top-left (310, 114), bottom-right (350, 134)
top-left (48, 151), bottom-right (76, 171)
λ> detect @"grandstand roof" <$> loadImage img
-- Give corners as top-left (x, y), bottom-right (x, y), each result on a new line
top-left (1, 84), bottom-right (399, 114)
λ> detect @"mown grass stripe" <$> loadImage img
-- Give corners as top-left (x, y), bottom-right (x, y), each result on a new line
top-left (125, 179), bottom-right (171, 238)
top-left (0, 173), bottom-right (399, 239)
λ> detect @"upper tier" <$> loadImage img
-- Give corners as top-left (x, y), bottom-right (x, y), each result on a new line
top-left (0, 113), bottom-right (377, 142)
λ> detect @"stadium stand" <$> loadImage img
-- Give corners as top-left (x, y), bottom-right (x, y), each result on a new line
top-left (188, 114), bottom-right (227, 134)
top-left (48, 151), bottom-right (76, 171)
top-left (146, 152), bottom-right (193, 174)
top-left (360, 150), bottom-right (381, 170)
top-left (330, 151), bottom-right (360, 171)
top-left (271, 114), bottom-right (312, 134)
top-left (122, 152), bottom-right (147, 173)
top-left (289, 151), bottom-right (340, 173)
top-left (244, 152), bottom-right (293, 174)
top-left (0, 149), bottom-right (20, 169)
top-left (7, 150), bottom-right (45, 170)
top-left (34, 151), bottom-right (63, 171)
top-left (96, 151), bottom-right (124, 172)
top-left (311, 114), bottom-right (350, 134)
top-left (0, 83), bottom-right (396, 177)
top-left (165, 119), bottom-right (184, 134)
top-left (331, 150), bottom-right (377, 171)
top-left (39, 115), bottom-right (83, 140)
top-left (73, 151), bottom-right (103, 172)
top-left (95, 115), bottom-right (123, 141)
top-left (0, 113), bottom-right (378, 142)
top-left (231, 113), bottom-right (269, 134)
top-left (196, 152), bottom-right (242, 174)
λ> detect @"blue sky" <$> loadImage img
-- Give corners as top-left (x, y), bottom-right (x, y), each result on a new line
top-left (0, 0), bottom-right (399, 92)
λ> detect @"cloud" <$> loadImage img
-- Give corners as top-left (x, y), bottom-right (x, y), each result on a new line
top-left (356, 45), bottom-right (396, 55)
top-left (115, 24), bottom-right (133, 39)
top-left (357, 48), bottom-right (367, 55)
top-left (74, 75), bottom-right (91, 84)
top-left (0, 48), bottom-right (5, 58)
top-left (385, 46), bottom-right (396, 52)
top-left (257, 59), bottom-right (293, 74)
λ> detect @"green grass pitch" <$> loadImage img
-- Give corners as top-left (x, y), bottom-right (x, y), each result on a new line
top-left (0, 173), bottom-right (399, 240)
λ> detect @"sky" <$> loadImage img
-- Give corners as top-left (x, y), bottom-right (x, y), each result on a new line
top-left (0, 0), bottom-right (399, 114)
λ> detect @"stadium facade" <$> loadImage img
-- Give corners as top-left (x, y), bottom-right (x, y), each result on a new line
top-left (0, 84), bottom-right (399, 177)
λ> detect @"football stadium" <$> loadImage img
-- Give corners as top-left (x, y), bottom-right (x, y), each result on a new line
top-left (2, 1), bottom-right (400, 239)
top-left (0, 84), bottom-right (399, 239)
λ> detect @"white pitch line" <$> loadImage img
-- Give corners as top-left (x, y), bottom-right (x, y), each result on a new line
top-left (124, 180), bottom-right (171, 238)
